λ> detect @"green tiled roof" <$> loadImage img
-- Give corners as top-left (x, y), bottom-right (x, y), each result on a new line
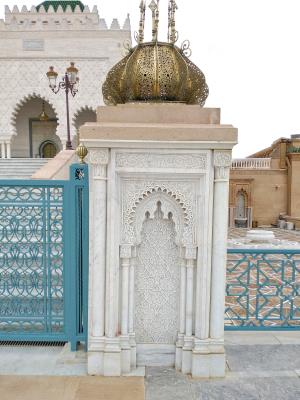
top-left (36, 1), bottom-right (85, 12)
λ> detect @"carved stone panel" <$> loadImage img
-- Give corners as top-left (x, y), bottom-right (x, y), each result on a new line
top-left (116, 152), bottom-right (207, 170)
top-left (121, 179), bottom-right (199, 247)
top-left (135, 202), bottom-right (180, 344)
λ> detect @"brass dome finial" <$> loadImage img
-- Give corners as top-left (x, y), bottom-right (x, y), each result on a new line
top-left (76, 143), bottom-right (88, 164)
top-left (102, 0), bottom-right (209, 106)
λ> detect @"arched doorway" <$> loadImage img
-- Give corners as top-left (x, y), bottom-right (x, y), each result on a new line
top-left (72, 107), bottom-right (97, 147)
top-left (236, 190), bottom-right (246, 218)
top-left (39, 140), bottom-right (58, 158)
top-left (11, 96), bottom-right (62, 158)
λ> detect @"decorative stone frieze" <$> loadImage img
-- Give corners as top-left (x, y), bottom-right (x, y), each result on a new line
top-left (115, 152), bottom-right (207, 170)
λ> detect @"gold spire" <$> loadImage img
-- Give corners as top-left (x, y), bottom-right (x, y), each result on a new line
top-left (138, 1), bottom-right (146, 44)
top-left (168, 0), bottom-right (178, 44)
top-left (102, 0), bottom-right (209, 106)
top-left (149, 0), bottom-right (160, 42)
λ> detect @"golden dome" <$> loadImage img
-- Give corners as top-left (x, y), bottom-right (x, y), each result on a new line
top-left (102, 41), bottom-right (209, 106)
top-left (103, 1), bottom-right (209, 106)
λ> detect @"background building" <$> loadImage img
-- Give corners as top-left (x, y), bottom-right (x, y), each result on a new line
top-left (0, 1), bottom-right (131, 158)
top-left (230, 134), bottom-right (300, 229)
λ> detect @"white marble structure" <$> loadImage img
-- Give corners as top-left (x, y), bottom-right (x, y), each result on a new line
top-left (81, 104), bottom-right (238, 378)
top-left (0, 2), bottom-right (131, 157)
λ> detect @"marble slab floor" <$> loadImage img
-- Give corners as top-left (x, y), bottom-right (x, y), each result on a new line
top-left (1, 333), bottom-right (300, 399)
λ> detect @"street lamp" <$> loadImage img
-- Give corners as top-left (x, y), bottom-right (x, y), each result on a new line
top-left (46, 62), bottom-right (79, 150)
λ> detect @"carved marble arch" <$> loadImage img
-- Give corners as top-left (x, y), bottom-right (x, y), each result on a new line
top-left (122, 181), bottom-right (198, 247)
top-left (130, 189), bottom-right (190, 248)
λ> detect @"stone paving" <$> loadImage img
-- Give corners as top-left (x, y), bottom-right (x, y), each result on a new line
top-left (146, 368), bottom-right (300, 400)
top-left (145, 332), bottom-right (300, 399)
top-left (1, 333), bottom-right (300, 399)
top-left (146, 334), bottom-right (300, 400)
top-left (229, 227), bottom-right (300, 242)
top-left (0, 376), bottom-right (145, 400)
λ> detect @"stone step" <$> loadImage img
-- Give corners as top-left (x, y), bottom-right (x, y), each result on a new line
top-left (0, 158), bottom-right (50, 179)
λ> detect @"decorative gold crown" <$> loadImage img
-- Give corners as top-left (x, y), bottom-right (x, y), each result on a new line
top-left (102, 1), bottom-right (209, 106)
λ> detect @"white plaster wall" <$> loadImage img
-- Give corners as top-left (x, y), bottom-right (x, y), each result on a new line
top-left (0, 6), bottom-right (131, 149)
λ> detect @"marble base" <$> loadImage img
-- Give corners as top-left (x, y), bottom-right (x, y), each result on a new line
top-left (136, 344), bottom-right (175, 367)
top-left (191, 339), bottom-right (226, 378)
top-left (88, 351), bottom-right (104, 375)
top-left (88, 336), bottom-right (138, 376)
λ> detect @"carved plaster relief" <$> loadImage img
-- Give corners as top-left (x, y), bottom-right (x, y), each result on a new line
top-left (121, 180), bottom-right (198, 247)
top-left (88, 148), bottom-right (109, 178)
top-left (214, 150), bottom-right (232, 180)
top-left (116, 152), bottom-right (207, 170)
top-left (135, 202), bottom-right (180, 344)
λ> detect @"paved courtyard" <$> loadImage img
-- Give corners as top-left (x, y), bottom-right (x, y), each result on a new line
top-left (228, 227), bottom-right (300, 242)
top-left (1, 332), bottom-right (300, 399)
top-left (146, 332), bottom-right (300, 400)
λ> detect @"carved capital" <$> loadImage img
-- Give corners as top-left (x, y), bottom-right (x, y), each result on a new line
top-left (89, 149), bottom-right (109, 179)
top-left (214, 151), bottom-right (232, 168)
top-left (214, 151), bottom-right (231, 181)
top-left (185, 246), bottom-right (197, 260)
top-left (89, 148), bottom-right (109, 166)
top-left (120, 244), bottom-right (132, 259)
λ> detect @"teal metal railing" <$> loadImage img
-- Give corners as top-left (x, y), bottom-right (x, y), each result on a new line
top-left (225, 249), bottom-right (300, 330)
top-left (0, 163), bottom-right (89, 349)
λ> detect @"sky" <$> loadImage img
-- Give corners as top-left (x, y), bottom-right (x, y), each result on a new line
top-left (1, 0), bottom-right (300, 157)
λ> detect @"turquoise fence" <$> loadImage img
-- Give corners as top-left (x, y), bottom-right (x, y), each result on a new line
top-left (225, 249), bottom-right (300, 330)
top-left (0, 164), bottom-right (89, 350)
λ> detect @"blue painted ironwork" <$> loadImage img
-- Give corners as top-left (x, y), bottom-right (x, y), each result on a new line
top-left (225, 249), bottom-right (300, 330)
top-left (0, 164), bottom-right (89, 349)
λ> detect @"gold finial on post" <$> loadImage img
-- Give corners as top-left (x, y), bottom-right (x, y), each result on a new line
top-left (76, 142), bottom-right (88, 164)
top-left (138, 0), bottom-right (146, 44)
top-left (168, 0), bottom-right (178, 44)
top-left (149, 0), bottom-right (159, 42)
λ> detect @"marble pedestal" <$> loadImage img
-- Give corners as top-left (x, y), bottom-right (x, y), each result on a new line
top-left (80, 103), bottom-right (237, 378)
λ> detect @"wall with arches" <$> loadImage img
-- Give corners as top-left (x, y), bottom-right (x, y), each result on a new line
top-left (0, 7), bottom-right (131, 157)
top-left (11, 96), bottom-right (61, 158)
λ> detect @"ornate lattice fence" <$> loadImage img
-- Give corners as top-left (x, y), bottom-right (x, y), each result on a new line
top-left (0, 164), bottom-right (88, 348)
top-left (225, 249), bottom-right (300, 329)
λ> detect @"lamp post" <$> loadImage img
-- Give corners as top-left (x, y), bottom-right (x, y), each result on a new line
top-left (46, 62), bottom-right (79, 150)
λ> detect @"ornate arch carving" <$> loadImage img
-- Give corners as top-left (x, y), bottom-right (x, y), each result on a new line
top-left (72, 105), bottom-right (97, 128)
top-left (122, 181), bottom-right (196, 248)
top-left (11, 93), bottom-right (59, 137)
top-left (134, 192), bottom-right (185, 246)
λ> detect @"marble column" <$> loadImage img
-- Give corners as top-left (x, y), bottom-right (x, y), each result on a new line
top-left (88, 148), bottom-right (109, 375)
top-left (175, 254), bottom-right (186, 370)
top-left (1, 141), bottom-right (5, 159)
top-left (182, 246), bottom-right (197, 374)
top-left (209, 150), bottom-right (231, 377)
top-left (128, 248), bottom-right (137, 368)
top-left (5, 141), bottom-right (11, 159)
top-left (120, 244), bottom-right (132, 373)
top-left (210, 150), bottom-right (231, 339)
